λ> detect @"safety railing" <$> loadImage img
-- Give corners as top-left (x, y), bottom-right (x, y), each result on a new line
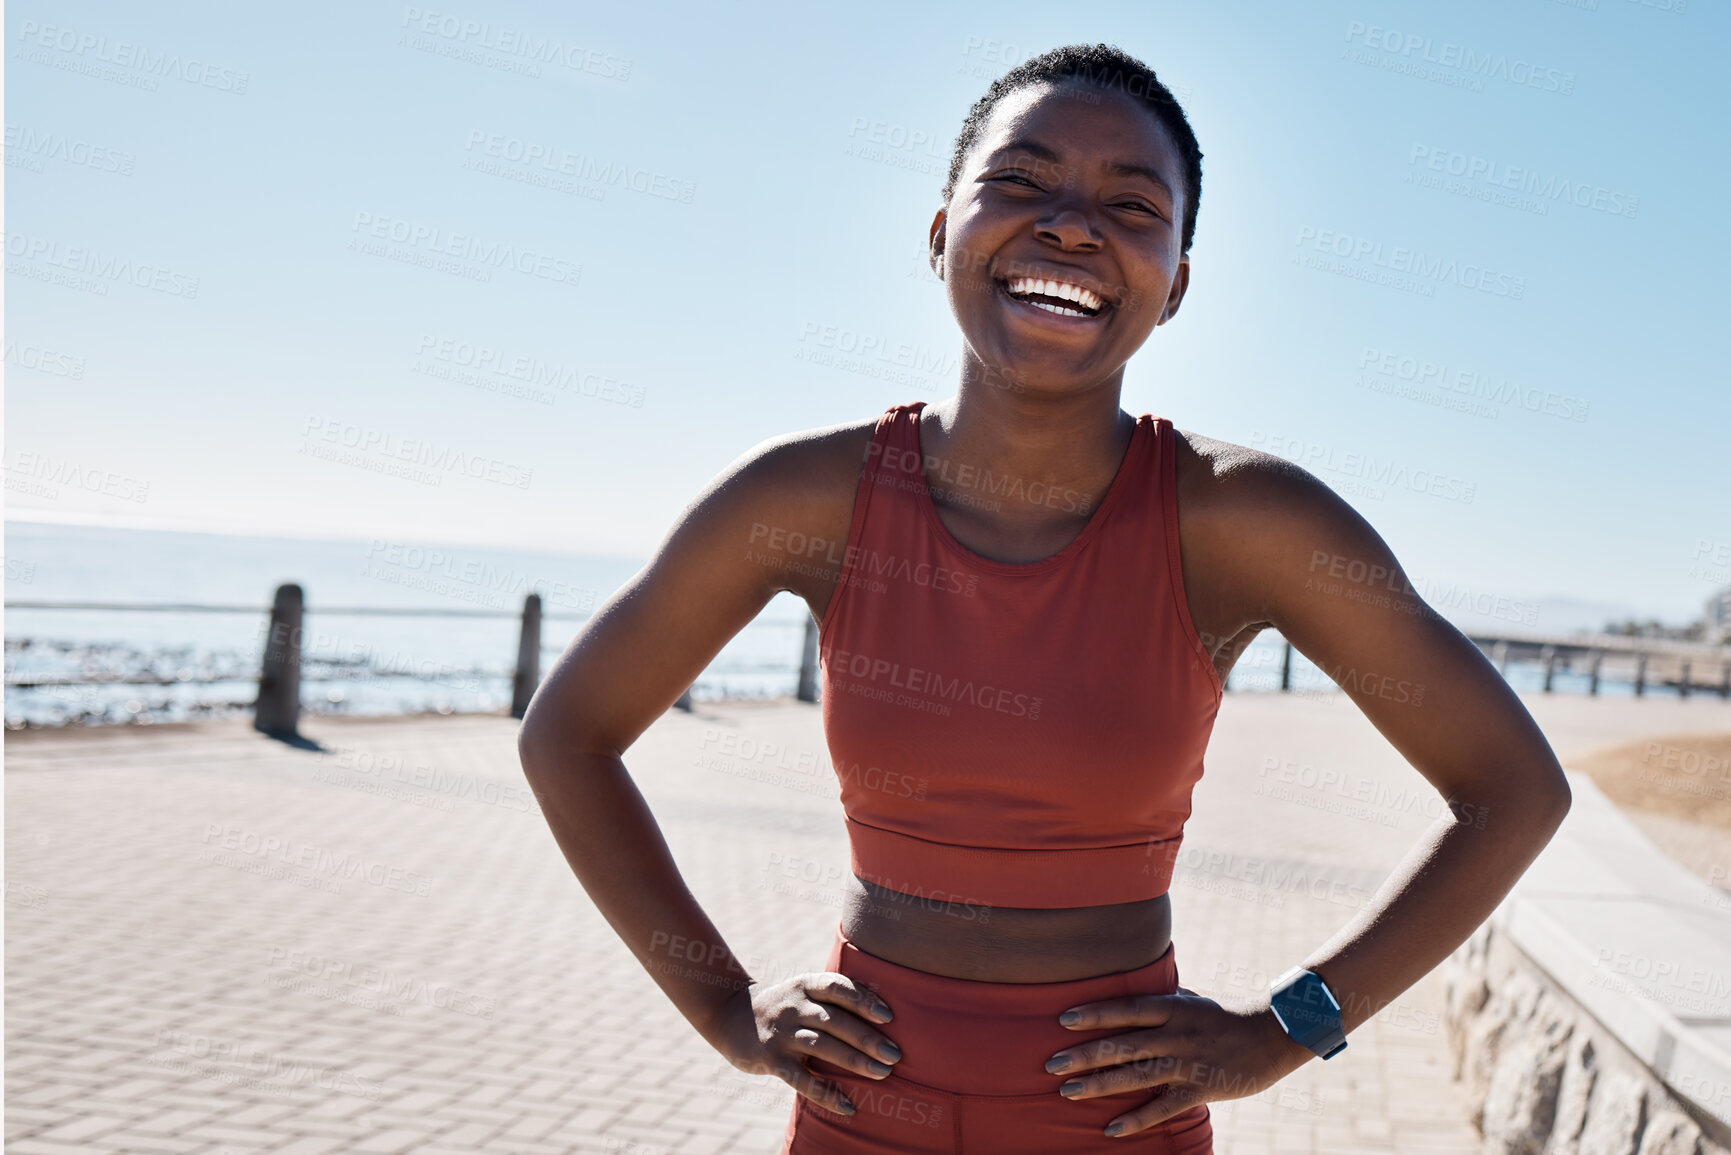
top-left (5, 586), bottom-right (823, 736)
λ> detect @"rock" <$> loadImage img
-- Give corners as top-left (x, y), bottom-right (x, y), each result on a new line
top-left (1450, 973), bottom-right (1492, 1078)
top-left (1464, 970), bottom-right (1547, 1124)
top-left (1481, 996), bottom-right (1574, 1155)
top-left (1546, 1034), bottom-right (1597, 1155)
top-left (1578, 1073), bottom-right (1647, 1155)
top-left (1636, 1108), bottom-right (1701, 1155)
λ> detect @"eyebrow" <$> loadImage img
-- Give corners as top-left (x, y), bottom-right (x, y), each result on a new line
top-left (992, 138), bottom-right (1177, 202)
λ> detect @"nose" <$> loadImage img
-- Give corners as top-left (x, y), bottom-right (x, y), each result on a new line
top-left (1034, 208), bottom-right (1103, 253)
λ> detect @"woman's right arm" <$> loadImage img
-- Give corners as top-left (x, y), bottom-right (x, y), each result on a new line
top-left (515, 427), bottom-right (900, 1115)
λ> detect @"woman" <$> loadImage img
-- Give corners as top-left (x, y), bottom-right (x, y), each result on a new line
top-left (517, 43), bottom-right (1571, 1153)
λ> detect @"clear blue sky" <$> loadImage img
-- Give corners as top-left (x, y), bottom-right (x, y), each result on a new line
top-left (6, 0), bottom-right (1727, 629)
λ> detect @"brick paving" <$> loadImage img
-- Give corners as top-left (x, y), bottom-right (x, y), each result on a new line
top-left (7, 692), bottom-right (1727, 1154)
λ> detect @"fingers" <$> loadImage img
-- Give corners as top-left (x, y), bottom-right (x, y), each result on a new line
top-left (1047, 1029), bottom-right (1168, 1080)
top-left (1055, 1049), bottom-right (1188, 1101)
top-left (787, 1005), bottom-right (900, 1075)
top-left (806, 972), bottom-right (894, 1024)
top-left (773, 1058), bottom-right (857, 1118)
top-left (792, 983), bottom-right (900, 1073)
top-left (1058, 992), bottom-right (1179, 1031)
top-left (1102, 1085), bottom-right (1207, 1138)
top-left (790, 1026), bottom-right (896, 1080)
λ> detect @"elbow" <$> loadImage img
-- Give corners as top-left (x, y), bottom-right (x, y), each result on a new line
top-left (515, 698), bottom-right (618, 795)
top-left (515, 700), bottom-right (560, 790)
top-left (1523, 769), bottom-right (1572, 845)
top-left (1546, 772), bottom-right (1573, 830)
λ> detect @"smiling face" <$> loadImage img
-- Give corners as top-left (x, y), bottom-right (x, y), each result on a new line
top-left (931, 80), bottom-right (1191, 395)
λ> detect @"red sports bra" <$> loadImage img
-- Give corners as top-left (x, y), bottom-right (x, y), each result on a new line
top-left (818, 402), bottom-right (1223, 910)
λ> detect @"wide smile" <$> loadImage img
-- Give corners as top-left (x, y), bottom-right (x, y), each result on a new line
top-left (997, 274), bottom-right (1110, 324)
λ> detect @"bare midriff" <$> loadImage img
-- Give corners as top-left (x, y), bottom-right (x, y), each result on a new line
top-left (840, 877), bottom-right (1173, 983)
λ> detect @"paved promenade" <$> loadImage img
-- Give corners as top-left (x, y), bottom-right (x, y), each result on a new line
top-left (7, 692), bottom-right (1728, 1154)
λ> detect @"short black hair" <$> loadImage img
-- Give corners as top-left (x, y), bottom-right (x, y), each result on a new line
top-left (941, 43), bottom-right (1204, 254)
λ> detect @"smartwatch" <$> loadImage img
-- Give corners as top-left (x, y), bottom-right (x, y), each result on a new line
top-left (1268, 967), bottom-right (1347, 1060)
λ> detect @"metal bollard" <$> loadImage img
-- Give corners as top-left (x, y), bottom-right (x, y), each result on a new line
top-left (797, 615), bottom-right (819, 702)
top-left (255, 583), bottom-right (304, 738)
top-left (511, 593), bottom-right (542, 719)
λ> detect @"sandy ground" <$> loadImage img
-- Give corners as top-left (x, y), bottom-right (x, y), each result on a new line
top-left (1569, 730), bottom-right (1731, 886)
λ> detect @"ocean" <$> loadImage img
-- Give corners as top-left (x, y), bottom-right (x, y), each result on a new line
top-left (2, 521), bottom-right (810, 727)
top-left (2, 521), bottom-right (1650, 729)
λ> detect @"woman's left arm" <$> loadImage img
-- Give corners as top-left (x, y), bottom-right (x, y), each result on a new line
top-left (1049, 447), bottom-right (1572, 1137)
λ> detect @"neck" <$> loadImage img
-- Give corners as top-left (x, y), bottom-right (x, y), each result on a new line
top-left (924, 362), bottom-right (1136, 515)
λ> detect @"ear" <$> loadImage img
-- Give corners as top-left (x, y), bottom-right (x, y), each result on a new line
top-left (1156, 253), bottom-right (1190, 326)
top-left (927, 209), bottom-right (948, 281)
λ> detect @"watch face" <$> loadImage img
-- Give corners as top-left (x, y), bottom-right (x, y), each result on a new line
top-left (1272, 972), bottom-right (1342, 1050)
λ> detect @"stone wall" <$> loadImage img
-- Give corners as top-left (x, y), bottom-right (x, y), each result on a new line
top-left (1443, 921), bottom-right (1730, 1155)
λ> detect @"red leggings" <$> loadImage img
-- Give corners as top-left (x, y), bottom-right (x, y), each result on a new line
top-left (780, 927), bottom-right (1213, 1154)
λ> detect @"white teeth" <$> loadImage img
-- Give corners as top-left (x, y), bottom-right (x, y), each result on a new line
top-left (1005, 275), bottom-right (1105, 312)
top-left (1027, 298), bottom-right (1088, 317)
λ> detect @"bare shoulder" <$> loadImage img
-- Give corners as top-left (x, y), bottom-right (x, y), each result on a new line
top-left (708, 413), bottom-right (883, 610)
top-left (1169, 426), bottom-right (1394, 643)
top-left (1171, 428), bottom-right (1339, 522)
top-left (732, 415), bottom-right (879, 504)
top-left (720, 415), bottom-right (880, 538)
